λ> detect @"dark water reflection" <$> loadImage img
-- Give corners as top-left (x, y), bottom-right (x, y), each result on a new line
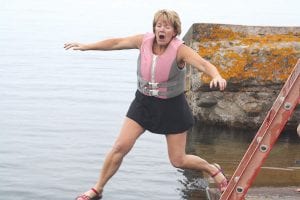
top-left (179, 124), bottom-right (300, 199)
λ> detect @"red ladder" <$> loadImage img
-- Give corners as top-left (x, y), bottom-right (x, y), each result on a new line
top-left (219, 59), bottom-right (300, 200)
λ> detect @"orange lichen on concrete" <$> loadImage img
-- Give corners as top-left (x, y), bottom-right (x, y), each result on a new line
top-left (201, 26), bottom-right (244, 41)
top-left (198, 26), bottom-right (300, 84)
top-left (240, 34), bottom-right (300, 45)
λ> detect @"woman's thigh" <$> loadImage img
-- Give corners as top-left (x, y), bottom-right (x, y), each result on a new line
top-left (165, 132), bottom-right (187, 159)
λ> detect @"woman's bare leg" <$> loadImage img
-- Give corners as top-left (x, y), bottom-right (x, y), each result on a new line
top-left (165, 132), bottom-right (227, 191)
top-left (82, 117), bottom-right (145, 198)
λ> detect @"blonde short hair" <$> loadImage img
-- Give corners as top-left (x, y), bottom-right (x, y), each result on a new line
top-left (152, 9), bottom-right (182, 36)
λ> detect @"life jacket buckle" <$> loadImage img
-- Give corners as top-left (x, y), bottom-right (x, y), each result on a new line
top-left (148, 82), bottom-right (159, 89)
top-left (148, 89), bottom-right (159, 96)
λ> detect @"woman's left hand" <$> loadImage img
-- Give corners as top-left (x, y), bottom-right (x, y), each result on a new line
top-left (210, 76), bottom-right (227, 91)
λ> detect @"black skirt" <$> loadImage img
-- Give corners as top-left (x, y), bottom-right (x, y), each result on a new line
top-left (126, 90), bottom-right (194, 134)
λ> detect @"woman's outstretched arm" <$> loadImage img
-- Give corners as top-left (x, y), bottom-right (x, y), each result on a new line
top-left (178, 44), bottom-right (227, 91)
top-left (64, 34), bottom-right (144, 51)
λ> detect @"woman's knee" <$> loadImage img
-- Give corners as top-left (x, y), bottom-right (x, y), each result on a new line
top-left (111, 141), bottom-right (131, 156)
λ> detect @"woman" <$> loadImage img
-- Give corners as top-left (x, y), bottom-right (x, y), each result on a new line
top-left (65, 9), bottom-right (227, 200)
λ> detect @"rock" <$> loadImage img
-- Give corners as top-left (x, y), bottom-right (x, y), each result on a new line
top-left (197, 94), bottom-right (218, 108)
top-left (183, 23), bottom-right (300, 130)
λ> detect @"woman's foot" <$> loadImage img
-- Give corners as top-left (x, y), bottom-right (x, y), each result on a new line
top-left (210, 163), bottom-right (228, 193)
top-left (75, 188), bottom-right (102, 200)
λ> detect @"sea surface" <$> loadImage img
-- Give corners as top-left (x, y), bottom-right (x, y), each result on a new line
top-left (0, 1), bottom-right (299, 199)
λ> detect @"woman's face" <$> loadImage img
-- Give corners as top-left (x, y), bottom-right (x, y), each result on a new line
top-left (154, 16), bottom-right (176, 46)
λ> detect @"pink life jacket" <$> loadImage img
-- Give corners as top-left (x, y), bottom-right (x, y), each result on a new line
top-left (137, 33), bottom-right (186, 99)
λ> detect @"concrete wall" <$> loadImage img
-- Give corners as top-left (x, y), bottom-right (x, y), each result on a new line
top-left (183, 23), bottom-right (300, 130)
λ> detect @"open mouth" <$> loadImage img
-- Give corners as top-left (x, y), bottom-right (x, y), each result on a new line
top-left (158, 34), bottom-right (165, 40)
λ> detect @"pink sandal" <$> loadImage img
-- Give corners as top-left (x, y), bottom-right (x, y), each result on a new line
top-left (211, 163), bottom-right (228, 193)
top-left (75, 188), bottom-right (102, 200)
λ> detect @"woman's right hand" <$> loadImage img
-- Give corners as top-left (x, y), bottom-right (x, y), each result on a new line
top-left (64, 42), bottom-right (87, 51)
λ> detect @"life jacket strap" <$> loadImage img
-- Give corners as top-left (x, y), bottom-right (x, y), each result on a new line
top-left (138, 77), bottom-right (178, 89)
top-left (138, 79), bottom-right (180, 98)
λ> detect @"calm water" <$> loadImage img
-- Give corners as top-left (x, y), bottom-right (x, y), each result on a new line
top-left (1, 1), bottom-right (299, 200)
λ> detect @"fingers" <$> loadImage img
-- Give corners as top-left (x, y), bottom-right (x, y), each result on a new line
top-left (63, 42), bottom-right (81, 50)
top-left (219, 80), bottom-right (227, 91)
top-left (64, 43), bottom-right (74, 50)
top-left (210, 78), bottom-right (227, 91)
top-left (217, 79), bottom-right (226, 91)
top-left (209, 79), bottom-right (217, 89)
top-left (64, 43), bottom-right (76, 50)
